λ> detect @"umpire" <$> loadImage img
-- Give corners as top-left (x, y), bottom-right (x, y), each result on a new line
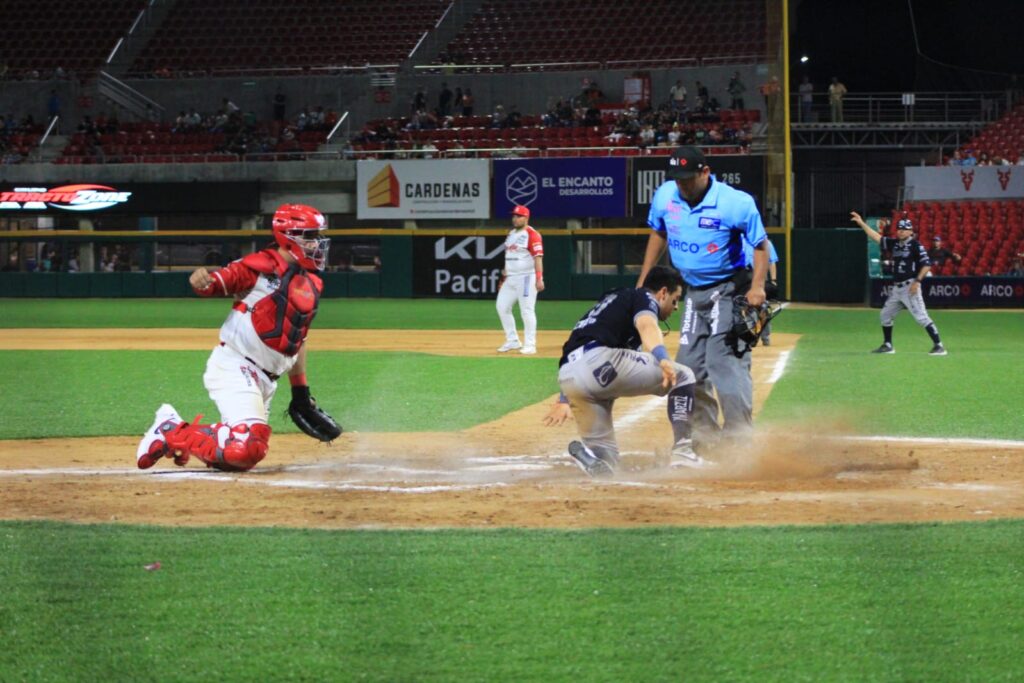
top-left (637, 146), bottom-right (770, 454)
top-left (851, 211), bottom-right (947, 355)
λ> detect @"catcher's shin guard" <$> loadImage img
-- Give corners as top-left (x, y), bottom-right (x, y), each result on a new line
top-left (165, 417), bottom-right (271, 472)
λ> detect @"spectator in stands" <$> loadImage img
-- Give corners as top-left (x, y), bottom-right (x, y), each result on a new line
top-left (1008, 255), bottom-right (1024, 276)
top-left (491, 104), bottom-right (506, 128)
top-left (928, 236), bottom-right (961, 266)
top-left (828, 77), bottom-right (847, 122)
top-left (669, 80), bottom-right (687, 112)
top-left (638, 124), bottom-right (655, 147)
top-left (438, 83), bottom-right (453, 117)
top-left (273, 90), bottom-right (286, 122)
top-left (47, 89), bottom-right (60, 130)
top-left (667, 122), bottom-right (682, 146)
top-left (728, 72), bottom-right (746, 110)
top-left (977, 152), bottom-right (992, 166)
top-left (947, 149), bottom-right (965, 166)
top-left (798, 76), bottom-right (813, 122)
top-left (760, 77), bottom-right (781, 121)
top-left (2, 253), bottom-right (19, 272)
top-left (413, 87), bottom-right (427, 114)
top-left (66, 251), bottom-right (79, 273)
top-left (961, 149), bottom-right (977, 166)
top-left (695, 81), bottom-right (709, 110)
top-left (461, 88), bottom-right (474, 116)
top-left (223, 98), bottom-right (240, 115)
top-left (185, 109), bottom-right (201, 131)
top-left (505, 105), bottom-right (522, 129)
top-left (53, 66), bottom-right (68, 80)
top-left (1016, 154), bottom-right (1024, 166)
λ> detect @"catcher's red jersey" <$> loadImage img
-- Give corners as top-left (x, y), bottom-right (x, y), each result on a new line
top-left (196, 248), bottom-right (323, 376)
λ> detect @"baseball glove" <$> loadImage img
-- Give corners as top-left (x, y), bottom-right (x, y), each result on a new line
top-left (726, 296), bottom-right (784, 358)
top-left (288, 386), bottom-right (343, 442)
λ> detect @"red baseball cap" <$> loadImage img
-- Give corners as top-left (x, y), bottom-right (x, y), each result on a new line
top-left (511, 204), bottom-right (531, 218)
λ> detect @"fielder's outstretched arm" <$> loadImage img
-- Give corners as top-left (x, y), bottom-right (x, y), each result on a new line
top-left (850, 211), bottom-right (881, 243)
top-left (636, 232), bottom-right (668, 287)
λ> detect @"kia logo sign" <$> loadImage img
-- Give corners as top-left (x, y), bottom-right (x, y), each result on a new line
top-left (0, 184), bottom-right (132, 212)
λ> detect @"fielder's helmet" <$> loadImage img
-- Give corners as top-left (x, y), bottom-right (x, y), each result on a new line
top-left (272, 203), bottom-right (329, 271)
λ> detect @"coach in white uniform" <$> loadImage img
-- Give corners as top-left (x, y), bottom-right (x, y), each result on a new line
top-left (496, 204), bottom-right (544, 354)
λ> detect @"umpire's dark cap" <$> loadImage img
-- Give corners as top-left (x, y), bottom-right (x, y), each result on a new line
top-left (667, 146), bottom-right (708, 180)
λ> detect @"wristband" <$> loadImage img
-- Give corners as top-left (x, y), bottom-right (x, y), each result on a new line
top-left (558, 392), bottom-right (569, 404)
top-left (652, 345), bottom-right (670, 362)
top-left (289, 373), bottom-right (308, 387)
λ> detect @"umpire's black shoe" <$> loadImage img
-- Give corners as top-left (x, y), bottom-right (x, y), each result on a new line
top-left (567, 441), bottom-right (614, 477)
top-left (871, 343), bottom-right (895, 354)
top-left (929, 343), bottom-right (948, 356)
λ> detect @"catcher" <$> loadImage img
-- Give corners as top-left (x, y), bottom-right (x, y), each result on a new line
top-left (135, 203), bottom-right (342, 472)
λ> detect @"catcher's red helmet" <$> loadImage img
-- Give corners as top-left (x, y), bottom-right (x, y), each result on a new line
top-left (272, 203), bottom-right (329, 270)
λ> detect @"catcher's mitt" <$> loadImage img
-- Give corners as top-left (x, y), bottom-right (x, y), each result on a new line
top-left (288, 386), bottom-right (343, 442)
top-left (726, 296), bottom-right (784, 358)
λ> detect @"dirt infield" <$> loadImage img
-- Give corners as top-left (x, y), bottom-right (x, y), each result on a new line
top-left (2, 329), bottom-right (1022, 529)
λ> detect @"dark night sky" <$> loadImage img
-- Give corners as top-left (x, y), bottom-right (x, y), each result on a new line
top-left (791, 0), bottom-right (1024, 92)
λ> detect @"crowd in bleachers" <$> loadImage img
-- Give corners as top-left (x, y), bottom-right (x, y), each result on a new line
top-left (59, 103), bottom-right (335, 164)
top-left (350, 78), bottom-right (756, 158)
top-left (0, 114), bottom-right (43, 164)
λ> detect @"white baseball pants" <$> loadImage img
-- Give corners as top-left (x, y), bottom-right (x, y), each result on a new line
top-left (496, 273), bottom-right (538, 347)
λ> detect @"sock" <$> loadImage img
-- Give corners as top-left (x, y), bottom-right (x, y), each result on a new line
top-left (925, 324), bottom-right (942, 345)
top-left (882, 326), bottom-right (893, 346)
top-left (667, 383), bottom-right (695, 445)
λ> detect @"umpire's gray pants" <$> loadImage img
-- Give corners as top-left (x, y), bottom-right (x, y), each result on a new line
top-left (676, 279), bottom-right (753, 440)
top-left (558, 345), bottom-right (694, 462)
top-left (881, 280), bottom-right (934, 328)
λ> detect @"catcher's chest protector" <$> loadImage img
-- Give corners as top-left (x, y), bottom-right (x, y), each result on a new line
top-left (240, 264), bottom-right (322, 356)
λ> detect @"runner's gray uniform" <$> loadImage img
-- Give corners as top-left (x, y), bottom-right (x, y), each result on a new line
top-left (557, 288), bottom-right (695, 464)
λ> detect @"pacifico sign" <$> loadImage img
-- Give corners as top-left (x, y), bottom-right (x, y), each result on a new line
top-left (0, 184), bottom-right (133, 212)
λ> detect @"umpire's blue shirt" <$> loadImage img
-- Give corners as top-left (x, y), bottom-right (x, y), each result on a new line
top-left (647, 176), bottom-right (767, 286)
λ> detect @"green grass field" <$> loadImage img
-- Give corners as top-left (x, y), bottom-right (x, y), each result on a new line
top-left (1, 298), bottom-right (1022, 681)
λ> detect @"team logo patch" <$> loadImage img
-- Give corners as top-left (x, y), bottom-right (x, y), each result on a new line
top-left (707, 243), bottom-right (720, 254)
top-left (593, 362), bottom-right (618, 388)
top-left (698, 217), bottom-right (721, 229)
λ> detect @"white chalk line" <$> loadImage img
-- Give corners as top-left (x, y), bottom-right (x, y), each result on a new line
top-left (766, 350), bottom-right (791, 384)
top-left (838, 435), bottom-right (1024, 449)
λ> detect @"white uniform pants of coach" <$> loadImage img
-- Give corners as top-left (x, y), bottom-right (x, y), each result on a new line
top-left (496, 272), bottom-right (538, 348)
top-left (881, 280), bottom-right (934, 328)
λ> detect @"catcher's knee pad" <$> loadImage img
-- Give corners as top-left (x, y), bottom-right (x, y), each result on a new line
top-left (165, 417), bottom-right (270, 472)
top-left (221, 423), bottom-right (271, 471)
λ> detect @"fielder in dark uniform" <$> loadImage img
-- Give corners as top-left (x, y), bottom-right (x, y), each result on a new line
top-left (851, 211), bottom-right (947, 355)
top-left (637, 146), bottom-right (769, 456)
top-left (542, 266), bottom-right (703, 475)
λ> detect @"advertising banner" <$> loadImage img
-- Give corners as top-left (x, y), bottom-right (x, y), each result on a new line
top-left (870, 277), bottom-right (1024, 308)
top-left (631, 155), bottom-right (766, 218)
top-left (0, 182), bottom-right (260, 214)
top-left (356, 159), bottom-right (490, 219)
top-left (492, 158), bottom-right (627, 218)
top-left (412, 234), bottom-right (506, 298)
top-left (905, 166), bottom-right (1024, 200)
